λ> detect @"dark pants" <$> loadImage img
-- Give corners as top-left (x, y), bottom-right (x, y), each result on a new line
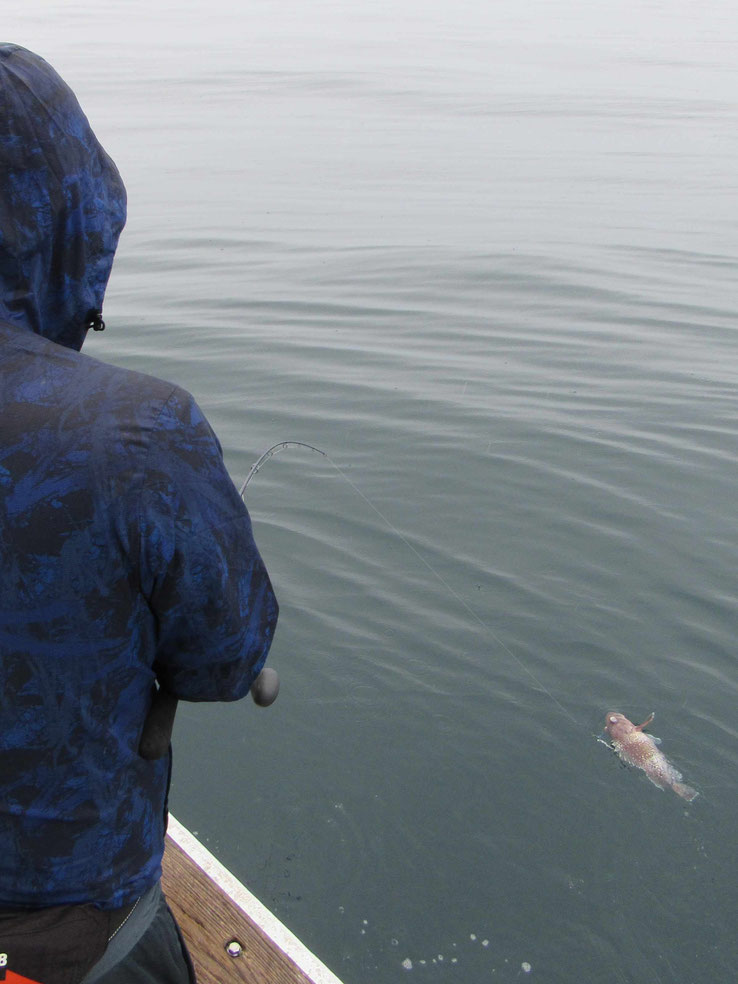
top-left (95, 895), bottom-right (196, 984)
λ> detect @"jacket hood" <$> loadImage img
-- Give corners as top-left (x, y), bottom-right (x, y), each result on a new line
top-left (0, 44), bottom-right (126, 351)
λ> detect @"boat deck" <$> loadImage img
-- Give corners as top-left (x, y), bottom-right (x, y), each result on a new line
top-left (162, 816), bottom-right (343, 984)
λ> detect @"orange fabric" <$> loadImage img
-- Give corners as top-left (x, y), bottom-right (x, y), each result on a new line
top-left (5, 971), bottom-right (45, 984)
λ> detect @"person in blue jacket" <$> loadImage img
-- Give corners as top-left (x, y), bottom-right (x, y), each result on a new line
top-left (0, 44), bottom-right (278, 983)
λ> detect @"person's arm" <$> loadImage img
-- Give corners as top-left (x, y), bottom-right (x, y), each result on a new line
top-left (138, 387), bottom-right (278, 702)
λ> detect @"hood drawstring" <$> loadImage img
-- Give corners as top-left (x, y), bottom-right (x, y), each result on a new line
top-left (85, 309), bottom-right (106, 332)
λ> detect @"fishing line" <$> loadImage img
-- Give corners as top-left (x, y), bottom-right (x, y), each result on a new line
top-left (243, 441), bottom-right (586, 733)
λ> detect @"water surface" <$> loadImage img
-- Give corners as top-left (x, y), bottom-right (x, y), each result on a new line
top-left (7, 3), bottom-right (738, 981)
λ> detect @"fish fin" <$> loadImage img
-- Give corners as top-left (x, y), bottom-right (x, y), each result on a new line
top-left (635, 712), bottom-right (655, 732)
top-left (649, 735), bottom-right (662, 745)
top-left (672, 782), bottom-right (699, 802)
top-left (646, 773), bottom-right (670, 791)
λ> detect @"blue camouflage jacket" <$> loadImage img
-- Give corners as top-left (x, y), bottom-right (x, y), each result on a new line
top-left (0, 45), bottom-right (278, 909)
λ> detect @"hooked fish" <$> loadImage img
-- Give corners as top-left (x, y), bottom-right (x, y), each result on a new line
top-left (604, 711), bottom-right (698, 802)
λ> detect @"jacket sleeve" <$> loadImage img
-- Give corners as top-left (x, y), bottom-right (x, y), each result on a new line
top-left (138, 387), bottom-right (278, 701)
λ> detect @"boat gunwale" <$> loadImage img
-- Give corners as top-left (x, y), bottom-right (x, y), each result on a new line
top-left (166, 814), bottom-right (344, 984)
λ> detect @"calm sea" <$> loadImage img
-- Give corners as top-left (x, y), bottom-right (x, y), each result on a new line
top-left (8, 2), bottom-right (738, 981)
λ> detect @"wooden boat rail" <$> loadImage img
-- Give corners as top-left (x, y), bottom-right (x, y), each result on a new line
top-left (162, 816), bottom-right (344, 984)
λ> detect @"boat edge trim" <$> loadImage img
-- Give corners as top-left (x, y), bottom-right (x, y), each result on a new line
top-left (166, 815), bottom-right (344, 984)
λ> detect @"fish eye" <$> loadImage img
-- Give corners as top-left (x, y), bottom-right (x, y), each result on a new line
top-left (609, 716), bottom-right (618, 723)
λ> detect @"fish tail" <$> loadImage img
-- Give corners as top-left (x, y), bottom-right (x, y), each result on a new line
top-left (672, 781), bottom-right (698, 802)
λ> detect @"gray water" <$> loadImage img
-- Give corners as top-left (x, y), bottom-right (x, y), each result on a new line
top-left (8, 3), bottom-right (738, 982)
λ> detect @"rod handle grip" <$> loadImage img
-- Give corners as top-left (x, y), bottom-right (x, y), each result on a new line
top-left (139, 688), bottom-right (179, 761)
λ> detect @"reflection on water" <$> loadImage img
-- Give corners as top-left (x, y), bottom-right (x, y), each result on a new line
top-left (9, 1), bottom-right (738, 980)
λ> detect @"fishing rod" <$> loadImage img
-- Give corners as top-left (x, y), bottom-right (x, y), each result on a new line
top-left (138, 446), bottom-right (325, 761)
top-left (140, 444), bottom-right (326, 759)
top-left (239, 441), bottom-right (326, 496)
